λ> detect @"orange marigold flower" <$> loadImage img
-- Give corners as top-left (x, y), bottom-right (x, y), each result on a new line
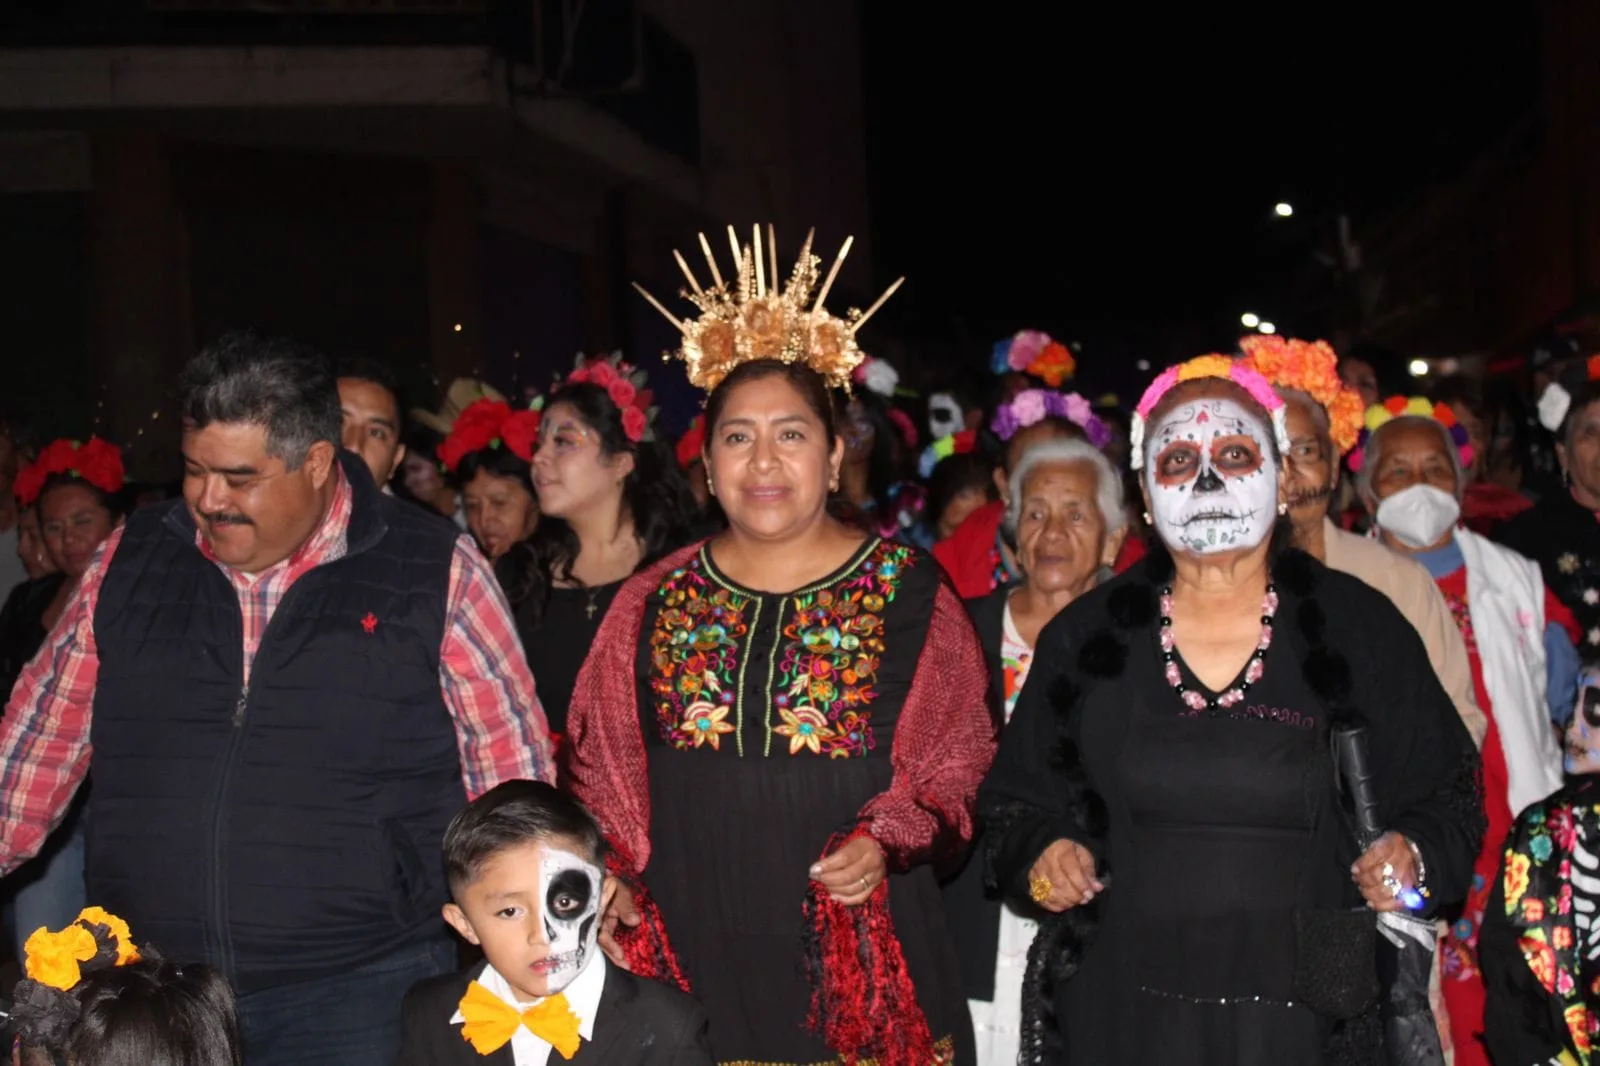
top-left (24, 923), bottom-right (98, 991)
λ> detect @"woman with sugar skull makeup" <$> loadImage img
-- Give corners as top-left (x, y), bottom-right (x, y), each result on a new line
top-left (978, 354), bottom-right (1484, 1065)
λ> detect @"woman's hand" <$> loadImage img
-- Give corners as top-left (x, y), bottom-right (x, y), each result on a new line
top-left (810, 835), bottom-right (888, 907)
top-left (1352, 832), bottom-right (1419, 912)
top-left (598, 881), bottom-right (641, 968)
top-left (1029, 839), bottom-right (1102, 912)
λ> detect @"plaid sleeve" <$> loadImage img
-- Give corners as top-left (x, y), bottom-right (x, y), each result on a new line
top-left (0, 527), bottom-right (122, 874)
top-left (439, 535), bottom-right (555, 795)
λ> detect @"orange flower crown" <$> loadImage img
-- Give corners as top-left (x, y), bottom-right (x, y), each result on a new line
top-left (1236, 335), bottom-right (1365, 456)
top-left (632, 224), bottom-right (905, 393)
top-left (22, 907), bottom-right (141, 994)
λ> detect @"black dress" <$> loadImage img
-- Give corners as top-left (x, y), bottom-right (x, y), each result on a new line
top-left (635, 538), bottom-right (972, 1065)
top-left (517, 581), bottom-right (622, 735)
top-left (979, 550), bottom-right (1484, 1065)
top-left (0, 573), bottom-right (64, 696)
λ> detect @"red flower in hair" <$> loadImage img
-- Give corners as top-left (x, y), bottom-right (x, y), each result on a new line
top-left (586, 362), bottom-right (619, 389)
top-left (73, 439), bottom-right (125, 496)
top-left (621, 406), bottom-right (648, 443)
top-left (438, 400), bottom-right (516, 472)
top-left (498, 409), bottom-right (542, 462)
top-left (15, 438), bottom-right (125, 507)
top-left (607, 378), bottom-right (638, 409)
top-left (676, 416), bottom-right (706, 469)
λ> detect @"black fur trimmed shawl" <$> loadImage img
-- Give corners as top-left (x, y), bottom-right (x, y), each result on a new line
top-left (975, 545), bottom-right (1485, 1065)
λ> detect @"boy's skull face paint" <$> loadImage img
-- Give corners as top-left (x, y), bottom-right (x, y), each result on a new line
top-left (928, 393), bottom-right (963, 439)
top-left (539, 849), bottom-right (602, 992)
top-left (1566, 669), bottom-right (1600, 775)
top-left (1146, 398), bottom-right (1278, 555)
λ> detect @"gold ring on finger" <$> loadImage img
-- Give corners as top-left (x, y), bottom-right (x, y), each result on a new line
top-left (1029, 875), bottom-right (1052, 904)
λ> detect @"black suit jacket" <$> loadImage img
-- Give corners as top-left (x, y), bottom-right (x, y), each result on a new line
top-left (396, 962), bottom-right (713, 1066)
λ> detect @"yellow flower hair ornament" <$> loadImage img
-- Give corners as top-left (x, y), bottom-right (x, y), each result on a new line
top-left (1347, 396), bottom-right (1474, 473)
top-left (12, 908), bottom-right (145, 1051)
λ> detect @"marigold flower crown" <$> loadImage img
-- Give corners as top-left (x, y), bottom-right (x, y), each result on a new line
top-left (14, 438), bottom-right (125, 508)
top-left (990, 329), bottom-right (1076, 389)
top-left (1236, 335), bottom-right (1365, 456)
top-left (1347, 396), bottom-right (1474, 473)
top-left (1129, 354), bottom-right (1290, 470)
top-left (633, 224), bottom-right (905, 393)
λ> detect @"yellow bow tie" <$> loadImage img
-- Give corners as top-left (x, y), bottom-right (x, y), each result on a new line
top-left (458, 980), bottom-right (583, 1059)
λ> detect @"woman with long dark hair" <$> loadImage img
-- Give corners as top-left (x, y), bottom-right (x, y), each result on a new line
top-left (501, 354), bottom-right (698, 735)
top-left (568, 230), bottom-right (993, 1066)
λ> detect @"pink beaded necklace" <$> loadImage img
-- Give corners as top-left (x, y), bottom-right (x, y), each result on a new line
top-left (1159, 582), bottom-right (1279, 714)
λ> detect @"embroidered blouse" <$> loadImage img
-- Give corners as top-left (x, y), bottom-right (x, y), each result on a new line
top-left (636, 538), bottom-right (930, 761)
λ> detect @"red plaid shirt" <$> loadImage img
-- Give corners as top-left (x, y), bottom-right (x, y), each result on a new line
top-left (0, 471), bottom-right (553, 873)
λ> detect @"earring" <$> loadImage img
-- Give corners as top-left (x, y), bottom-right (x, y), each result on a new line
top-left (1278, 501), bottom-right (1289, 515)
top-left (1142, 511), bottom-right (1152, 525)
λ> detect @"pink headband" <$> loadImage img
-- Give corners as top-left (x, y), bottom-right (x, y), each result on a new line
top-left (1129, 354), bottom-right (1290, 469)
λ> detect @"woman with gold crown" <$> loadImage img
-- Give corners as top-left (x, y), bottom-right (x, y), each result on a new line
top-left (564, 227), bottom-right (995, 1066)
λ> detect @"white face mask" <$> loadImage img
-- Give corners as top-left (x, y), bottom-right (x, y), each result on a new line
top-left (928, 393), bottom-right (963, 440)
top-left (1145, 398), bottom-right (1278, 555)
top-left (537, 848), bottom-right (603, 993)
top-left (1374, 483), bottom-right (1461, 550)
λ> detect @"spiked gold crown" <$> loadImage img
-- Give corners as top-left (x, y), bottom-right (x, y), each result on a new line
top-left (632, 224), bottom-right (904, 393)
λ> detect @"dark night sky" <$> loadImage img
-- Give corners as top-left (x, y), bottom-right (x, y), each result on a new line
top-left (861, 5), bottom-right (1541, 390)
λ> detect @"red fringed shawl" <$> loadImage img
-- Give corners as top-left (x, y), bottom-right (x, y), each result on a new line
top-left (564, 539), bottom-right (997, 1064)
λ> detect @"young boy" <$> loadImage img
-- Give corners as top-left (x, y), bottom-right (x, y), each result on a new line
top-left (397, 781), bottom-right (712, 1066)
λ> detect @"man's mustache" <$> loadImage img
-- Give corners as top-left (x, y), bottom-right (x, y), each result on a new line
top-left (202, 512), bottom-right (253, 527)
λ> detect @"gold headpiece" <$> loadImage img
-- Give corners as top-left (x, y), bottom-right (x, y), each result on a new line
top-left (632, 224), bottom-right (904, 393)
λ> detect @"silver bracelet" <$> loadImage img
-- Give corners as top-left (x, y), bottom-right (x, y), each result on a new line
top-left (1404, 837), bottom-right (1429, 898)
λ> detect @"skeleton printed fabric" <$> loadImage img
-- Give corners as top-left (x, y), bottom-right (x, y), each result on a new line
top-left (1144, 398), bottom-right (1278, 555)
top-left (539, 848), bottom-right (603, 994)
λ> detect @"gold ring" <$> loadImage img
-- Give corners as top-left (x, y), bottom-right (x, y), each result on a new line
top-left (859, 875), bottom-right (869, 892)
top-left (1029, 875), bottom-right (1052, 904)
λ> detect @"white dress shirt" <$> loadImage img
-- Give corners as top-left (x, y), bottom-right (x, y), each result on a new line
top-left (450, 955), bottom-right (608, 1066)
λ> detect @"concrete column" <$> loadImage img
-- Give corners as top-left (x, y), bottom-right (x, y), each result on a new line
top-left (85, 132), bottom-right (189, 482)
top-left (426, 163), bottom-right (483, 385)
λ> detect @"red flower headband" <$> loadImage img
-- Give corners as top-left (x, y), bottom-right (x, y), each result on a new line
top-left (561, 352), bottom-right (657, 444)
top-left (15, 438), bottom-right (125, 507)
top-left (437, 400), bottom-right (542, 473)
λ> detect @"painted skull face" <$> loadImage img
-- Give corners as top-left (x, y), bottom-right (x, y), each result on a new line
top-left (537, 848), bottom-right (602, 993)
top-left (1566, 669), bottom-right (1600, 776)
top-left (928, 393), bottom-right (964, 440)
top-left (1146, 397), bottom-right (1278, 555)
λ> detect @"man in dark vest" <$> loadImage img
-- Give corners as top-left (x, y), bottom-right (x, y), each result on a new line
top-left (0, 332), bottom-right (555, 1066)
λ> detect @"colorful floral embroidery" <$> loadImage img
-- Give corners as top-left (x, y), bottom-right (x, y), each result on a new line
top-left (1501, 790), bottom-right (1600, 1060)
top-left (774, 541), bottom-right (913, 758)
top-left (647, 540), bottom-right (914, 758)
top-left (649, 564), bottom-right (752, 750)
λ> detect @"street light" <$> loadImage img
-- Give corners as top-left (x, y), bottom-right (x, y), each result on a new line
top-left (1258, 321), bottom-right (1277, 334)
top-left (1240, 312), bottom-right (1260, 328)
top-left (1408, 358), bottom-right (1430, 377)
top-left (1274, 202), bottom-right (1294, 218)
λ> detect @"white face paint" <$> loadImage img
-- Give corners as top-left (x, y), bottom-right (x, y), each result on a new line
top-left (535, 848), bottom-right (602, 993)
top-left (1566, 669), bottom-right (1600, 776)
top-left (1145, 397), bottom-right (1278, 555)
top-left (928, 393), bottom-right (964, 440)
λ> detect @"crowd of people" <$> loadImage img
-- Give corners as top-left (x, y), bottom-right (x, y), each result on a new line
top-left (0, 224), bottom-right (1595, 1065)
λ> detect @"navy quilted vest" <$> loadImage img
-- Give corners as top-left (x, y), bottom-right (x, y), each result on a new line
top-left (88, 454), bottom-right (463, 993)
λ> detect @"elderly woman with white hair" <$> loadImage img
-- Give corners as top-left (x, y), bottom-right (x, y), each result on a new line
top-left (1358, 398), bottom-right (1579, 1066)
top-left (942, 438), bottom-right (1127, 1066)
